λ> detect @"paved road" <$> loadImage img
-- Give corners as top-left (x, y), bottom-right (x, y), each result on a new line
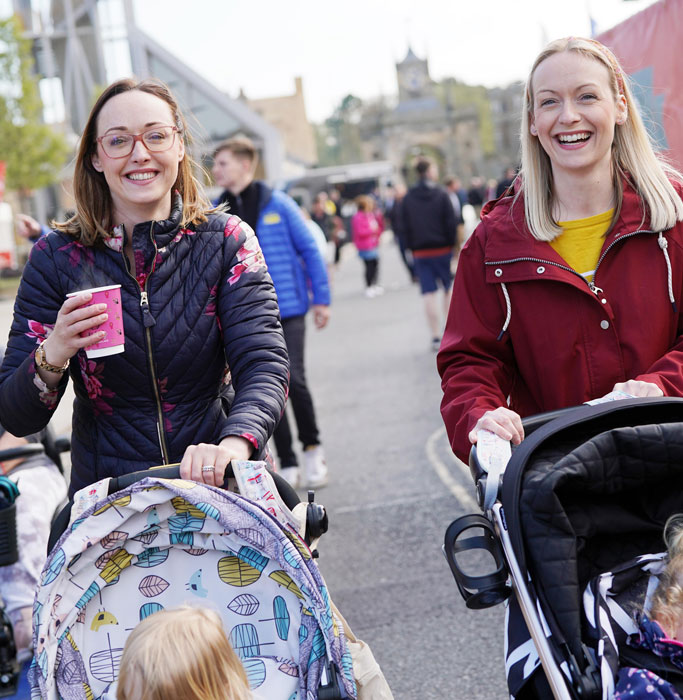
top-left (0, 237), bottom-right (509, 699)
top-left (296, 240), bottom-right (508, 699)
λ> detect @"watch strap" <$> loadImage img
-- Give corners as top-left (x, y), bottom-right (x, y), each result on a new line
top-left (35, 341), bottom-right (69, 374)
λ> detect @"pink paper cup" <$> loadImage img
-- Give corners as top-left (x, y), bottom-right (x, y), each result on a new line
top-left (66, 284), bottom-right (124, 358)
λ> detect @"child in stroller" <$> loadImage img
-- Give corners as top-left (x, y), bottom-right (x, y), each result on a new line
top-left (613, 517), bottom-right (683, 699)
top-left (116, 605), bottom-right (252, 700)
top-left (30, 460), bottom-right (357, 700)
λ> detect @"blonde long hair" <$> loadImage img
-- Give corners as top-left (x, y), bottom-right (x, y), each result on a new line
top-left (116, 606), bottom-right (252, 700)
top-left (55, 78), bottom-right (213, 245)
top-left (519, 36), bottom-right (683, 241)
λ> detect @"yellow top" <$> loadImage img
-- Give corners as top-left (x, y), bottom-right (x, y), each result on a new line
top-left (550, 209), bottom-right (614, 283)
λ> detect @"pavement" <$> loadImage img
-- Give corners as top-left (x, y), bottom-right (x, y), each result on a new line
top-left (0, 236), bottom-right (509, 699)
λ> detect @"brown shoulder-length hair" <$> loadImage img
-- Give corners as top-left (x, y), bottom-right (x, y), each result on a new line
top-left (55, 78), bottom-right (213, 245)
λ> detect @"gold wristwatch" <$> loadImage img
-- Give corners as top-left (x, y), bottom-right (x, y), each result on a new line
top-left (35, 341), bottom-right (70, 374)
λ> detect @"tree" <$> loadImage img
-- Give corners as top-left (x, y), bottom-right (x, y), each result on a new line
top-left (437, 80), bottom-right (496, 158)
top-left (317, 94), bottom-right (364, 166)
top-left (0, 15), bottom-right (69, 196)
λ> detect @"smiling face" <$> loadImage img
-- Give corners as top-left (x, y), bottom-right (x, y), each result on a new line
top-left (529, 50), bottom-right (627, 181)
top-left (91, 90), bottom-right (185, 227)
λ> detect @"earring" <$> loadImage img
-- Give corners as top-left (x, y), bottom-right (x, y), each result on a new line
top-left (530, 125), bottom-right (538, 136)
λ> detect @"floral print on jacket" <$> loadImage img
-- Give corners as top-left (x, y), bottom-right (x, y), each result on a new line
top-left (0, 200), bottom-right (289, 496)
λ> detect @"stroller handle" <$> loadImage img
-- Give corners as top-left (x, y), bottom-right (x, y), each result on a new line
top-left (0, 443), bottom-right (45, 463)
top-left (469, 407), bottom-right (581, 485)
top-left (107, 462), bottom-right (301, 513)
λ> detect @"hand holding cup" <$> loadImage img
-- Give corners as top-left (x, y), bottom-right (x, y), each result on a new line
top-left (38, 293), bottom-right (109, 385)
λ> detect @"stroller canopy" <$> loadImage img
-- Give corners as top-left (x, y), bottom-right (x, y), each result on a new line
top-left (30, 477), bottom-right (356, 700)
top-left (503, 399), bottom-right (683, 666)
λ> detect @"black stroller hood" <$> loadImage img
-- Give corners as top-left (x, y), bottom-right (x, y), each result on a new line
top-left (500, 397), bottom-right (683, 664)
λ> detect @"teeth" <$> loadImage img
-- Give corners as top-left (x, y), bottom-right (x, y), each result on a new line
top-left (127, 172), bottom-right (156, 181)
top-left (558, 133), bottom-right (590, 143)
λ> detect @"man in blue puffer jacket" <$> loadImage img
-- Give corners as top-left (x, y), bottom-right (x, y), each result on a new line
top-left (212, 137), bottom-right (330, 488)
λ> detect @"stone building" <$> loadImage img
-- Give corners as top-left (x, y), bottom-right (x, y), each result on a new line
top-left (242, 77), bottom-right (318, 179)
top-left (358, 48), bottom-right (521, 184)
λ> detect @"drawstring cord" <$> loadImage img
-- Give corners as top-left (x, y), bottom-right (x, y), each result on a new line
top-left (496, 282), bottom-right (512, 341)
top-left (496, 233), bottom-right (677, 340)
top-left (658, 233), bottom-right (678, 313)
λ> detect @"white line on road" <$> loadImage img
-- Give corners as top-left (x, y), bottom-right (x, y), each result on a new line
top-left (332, 491), bottom-right (456, 515)
top-left (426, 426), bottom-right (479, 511)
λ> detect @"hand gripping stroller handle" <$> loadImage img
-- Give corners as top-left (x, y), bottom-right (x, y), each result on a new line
top-left (106, 463), bottom-right (301, 513)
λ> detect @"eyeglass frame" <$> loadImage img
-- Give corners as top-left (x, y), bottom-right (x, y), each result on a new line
top-left (95, 125), bottom-right (181, 159)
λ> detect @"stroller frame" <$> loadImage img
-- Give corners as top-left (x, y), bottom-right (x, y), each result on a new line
top-left (444, 396), bottom-right (683, 700)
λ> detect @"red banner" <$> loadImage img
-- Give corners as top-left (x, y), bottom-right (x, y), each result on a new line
top-left (598, 0), bottom-right (683, 170)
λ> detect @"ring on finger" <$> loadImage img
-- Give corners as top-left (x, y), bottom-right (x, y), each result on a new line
top-left (201, 465), bottom-right (215, 473)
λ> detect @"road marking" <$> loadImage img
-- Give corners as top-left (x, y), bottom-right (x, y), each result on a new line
top-left (333, 492), bottom-right (455, 515)
top-left (426, 426), bottom-right (479, 511)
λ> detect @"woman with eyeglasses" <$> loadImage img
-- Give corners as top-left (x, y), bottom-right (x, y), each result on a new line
top-left (0, 78), bottom-right (289, 495)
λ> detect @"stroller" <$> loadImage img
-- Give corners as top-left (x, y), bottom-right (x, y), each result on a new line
top-left (29, 461), bottom-right (357, 700)
top-left (0, 428), bottom-right (70, 699)
top-left (444, 396), bottom-right (683, 699)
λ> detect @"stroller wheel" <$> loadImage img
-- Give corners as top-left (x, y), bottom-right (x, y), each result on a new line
top-left (443, 513), bottom-right (511, 609)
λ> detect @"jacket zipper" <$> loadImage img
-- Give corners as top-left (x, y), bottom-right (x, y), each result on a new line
top-left (121, 222), bottom-right (170, 464)
top-left (486, 229), bottom-right (653, 296)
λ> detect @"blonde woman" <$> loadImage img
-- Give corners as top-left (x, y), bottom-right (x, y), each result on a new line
top-left (438, 37), bottom-right (683, 462)
top-left (117, 606), bottom-right (252, 700)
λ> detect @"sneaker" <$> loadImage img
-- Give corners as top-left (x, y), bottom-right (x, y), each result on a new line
top-left (302, 445), bottom-right (328, 488)
top-left (431, 336), bottom-right (441, 352)
top-left (372, 285), bottom-right (384, 296)
top-left (279, 466), bottom-right (300, 489)
top-left (365, 287), bottom-right (376, 298)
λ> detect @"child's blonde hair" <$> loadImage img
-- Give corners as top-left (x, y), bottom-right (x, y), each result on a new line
top-left (649, 516), bottom-right (683, 637)
top-left (116, 606), bottom-right (252, 700)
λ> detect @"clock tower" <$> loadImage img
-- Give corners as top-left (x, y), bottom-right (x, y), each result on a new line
top-left (396, 47), bottom-right (433, 102)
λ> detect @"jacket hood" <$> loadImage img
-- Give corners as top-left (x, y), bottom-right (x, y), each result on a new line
top-left (479, 177), bottom-right (652, 264)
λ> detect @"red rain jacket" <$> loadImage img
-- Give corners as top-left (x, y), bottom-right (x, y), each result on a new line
top-left (438, 179), bottom-right (683, 462)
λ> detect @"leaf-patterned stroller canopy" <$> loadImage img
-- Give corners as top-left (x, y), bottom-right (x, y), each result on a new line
top-left (30, 477), bottom-right (356, 700)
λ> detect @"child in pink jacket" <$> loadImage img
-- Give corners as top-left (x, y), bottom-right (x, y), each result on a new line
top-left (351, 195), bottom-right (384, 297)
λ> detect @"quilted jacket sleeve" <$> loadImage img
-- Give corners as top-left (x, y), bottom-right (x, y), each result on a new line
top-left (217, 216), bottom-right (289, 451)
top-left (0, 236), bottom-right (70, 436)
top-left (437, 222), bottom-right (518, 462)
top-left (279, 193), bottom-right (331, 307)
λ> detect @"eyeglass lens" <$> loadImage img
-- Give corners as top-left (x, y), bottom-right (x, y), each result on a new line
top-left (101, 127), bottom-right (176, 157)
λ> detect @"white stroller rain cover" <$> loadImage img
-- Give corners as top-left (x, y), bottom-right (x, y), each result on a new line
top-left (29, 476), bottom-right (356, 700)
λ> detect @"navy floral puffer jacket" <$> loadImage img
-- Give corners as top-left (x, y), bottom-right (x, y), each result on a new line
top-left (0, 201), bottom-right (289, 495)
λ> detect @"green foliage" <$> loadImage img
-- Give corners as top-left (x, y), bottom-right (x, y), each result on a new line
top-left (317, 93), bottom-right (364, 166)
top-left (437, 80), bottom-right (496, 157)
top-left (0, 15), bottom-right (70, 192)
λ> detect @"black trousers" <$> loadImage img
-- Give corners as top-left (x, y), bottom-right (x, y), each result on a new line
top-left (273, 315), bottom-right (320, 466)
top-left (363, 258), bottom-right (379, 287)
